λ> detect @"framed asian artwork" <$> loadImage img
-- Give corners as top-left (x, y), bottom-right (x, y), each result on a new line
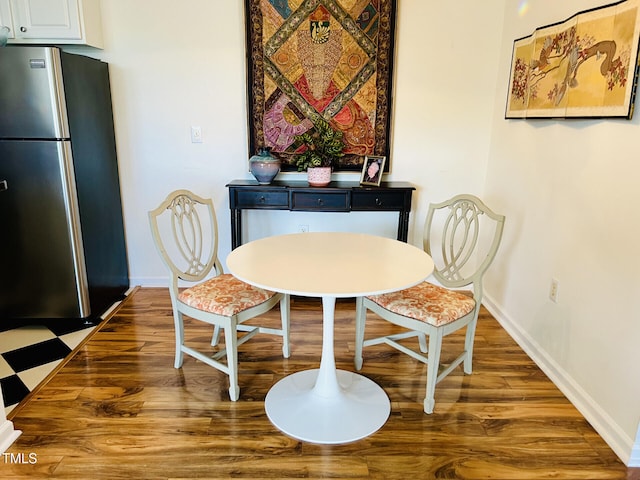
top-left (506, 0), bottom-right (640, 119)
top-left (245, 0), bottom-right (397, 171)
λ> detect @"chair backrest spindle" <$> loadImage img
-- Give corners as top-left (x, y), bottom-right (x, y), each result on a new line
top-left (425, 195), bottom-right (505, 292)
top-left (170, 195), bottom-right (207, 276)
top-left (149, 190), bottom-right (220, 285)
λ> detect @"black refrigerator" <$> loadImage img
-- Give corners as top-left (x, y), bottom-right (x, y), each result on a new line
top-left (0, 45), bottom-right (129, 319)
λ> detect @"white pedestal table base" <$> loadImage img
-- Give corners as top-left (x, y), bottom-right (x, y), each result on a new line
top-left (265, 368), bottom-right (390, 444)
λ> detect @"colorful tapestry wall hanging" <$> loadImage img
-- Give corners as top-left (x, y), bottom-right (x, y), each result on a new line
top-left (245, 0), bottom-right (397, 171)
top-left (506, 0), bottom-right (640, 119)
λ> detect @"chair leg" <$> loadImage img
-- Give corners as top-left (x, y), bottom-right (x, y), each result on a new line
top-left (418, 333), bottom-right (428, 353)
top-left (424, 328), bottom-right (443, 414)
top-left (224, 325), bottom-right (240, 401)
top-left (280, 294), bottom-right (291, 358)
top-left (463, 316), bottom-right (478, 374)
top-left (354, 296), bottom-right (365, 371)
top-left (173, 310), bottom-right (185, 368)
top-left (211, 325), bottom-right (221, 347)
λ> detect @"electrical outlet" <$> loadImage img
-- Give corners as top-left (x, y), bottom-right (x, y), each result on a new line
top-left (549, 278), bottom-right (559, 303)
top-left (190, 126), bottom-right (202, 143)
top-left (298, 224), bottom-right (309, 233)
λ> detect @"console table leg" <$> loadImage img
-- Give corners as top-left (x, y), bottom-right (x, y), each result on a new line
top-left (398, 211), bottom-right (410, 242)
top-left (231, 209), bottom-right (242, 249)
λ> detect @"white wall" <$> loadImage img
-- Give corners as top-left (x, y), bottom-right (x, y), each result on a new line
top-left (484, 0), bottom-right (640, 466)
top-left (82, 0), bottom-right (637, 465)
top-left (95, 0), bottom-right (250, 285)
top-left (90, 0), bottom-right (503, 287)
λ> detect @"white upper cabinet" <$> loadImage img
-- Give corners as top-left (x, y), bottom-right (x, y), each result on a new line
top-left (5, 0), bottom-right (103, 48)
top-left (0, 0), bottom-right (16, 40)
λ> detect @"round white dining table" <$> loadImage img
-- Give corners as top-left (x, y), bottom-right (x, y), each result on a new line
top-left (226, 232), bottom-right (434, 444)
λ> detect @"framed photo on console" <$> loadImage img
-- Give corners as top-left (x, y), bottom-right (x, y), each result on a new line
top-left (360, 155), bottom-right (386, 186)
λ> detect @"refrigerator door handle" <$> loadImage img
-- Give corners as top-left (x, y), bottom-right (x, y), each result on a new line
top-left (58, 142), bottom-right (91, 316)
top-left (0, 180), bottom-right (7, 192)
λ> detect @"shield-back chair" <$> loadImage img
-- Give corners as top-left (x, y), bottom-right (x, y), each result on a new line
top-left (354, 194), bottom-right (505, 413)
top-left (149, 189), bottom-right (290, 401)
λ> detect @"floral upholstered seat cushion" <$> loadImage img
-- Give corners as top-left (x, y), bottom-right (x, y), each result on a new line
top-left (178, 274), bottom-right (275, 317)
top-left (367, 282), bottom-right (476, 327)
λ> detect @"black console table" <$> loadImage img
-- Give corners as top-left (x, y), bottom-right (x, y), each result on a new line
top-left (226, 179), bottom-right (415, 249)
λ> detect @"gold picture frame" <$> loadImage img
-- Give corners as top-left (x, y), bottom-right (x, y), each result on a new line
top-left (506, 0), bottom-right (640, 119)
top-left (360, 155), bottom-right (386, 186)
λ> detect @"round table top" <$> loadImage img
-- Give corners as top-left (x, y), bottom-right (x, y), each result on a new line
top-left (226, 232), bottom-right (434, 298)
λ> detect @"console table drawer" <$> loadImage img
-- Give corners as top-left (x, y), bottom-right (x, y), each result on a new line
top-left (352, 191), bottom-right (408, 210)
top-left (234, 190), bottom-right (289, 208)
top-left (291, 191), bottom-right (350, 211)
top-left (227, 180), bottom-right (414, 248)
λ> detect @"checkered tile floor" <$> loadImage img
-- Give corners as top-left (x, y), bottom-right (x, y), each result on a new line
top-left (0, 318), bottom-right (98, 416)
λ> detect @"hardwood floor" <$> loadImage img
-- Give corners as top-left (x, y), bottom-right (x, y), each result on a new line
top-left (4, 287), bottom-right (638, 479)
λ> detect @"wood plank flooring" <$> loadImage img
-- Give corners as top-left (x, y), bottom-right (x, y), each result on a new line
top-left (3, 287), bottom-right (638, 479)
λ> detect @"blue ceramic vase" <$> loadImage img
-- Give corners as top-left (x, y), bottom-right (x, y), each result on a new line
top-left (249, 147), bottom-right (280, 184)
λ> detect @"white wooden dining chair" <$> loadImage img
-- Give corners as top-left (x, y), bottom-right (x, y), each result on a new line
top-left (149, 189), bottom-right (290, 401)
top-left (354, 194), bottom-right (505, 413)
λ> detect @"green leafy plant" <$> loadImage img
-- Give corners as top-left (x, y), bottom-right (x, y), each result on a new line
top-left (293, 118), bottom-right (345, 171)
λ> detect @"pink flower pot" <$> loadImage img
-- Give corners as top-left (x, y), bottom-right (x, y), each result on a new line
top-left (307, 166), bottom-right (332, 187)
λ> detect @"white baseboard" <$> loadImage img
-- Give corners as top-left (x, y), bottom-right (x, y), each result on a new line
top-left (1, 389), bottom-right (21, 453)
top-left (130, 277), bottom-right (216, 288)
top-left (130, 277), bottom-right (169, 288)
top-left (631, 426), bottom-right (640, 466)
top-left (483, 294), bottom-right (638, 467)
top-left (0, 419), bottom-right (21, 454)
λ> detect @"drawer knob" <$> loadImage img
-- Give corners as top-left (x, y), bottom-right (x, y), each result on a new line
top-left (317, 198), bottom-right (324, 206)
top-left (375, 198), bottom-right (383, 206)
top-left (259, 196), bottom-right (266, 203)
